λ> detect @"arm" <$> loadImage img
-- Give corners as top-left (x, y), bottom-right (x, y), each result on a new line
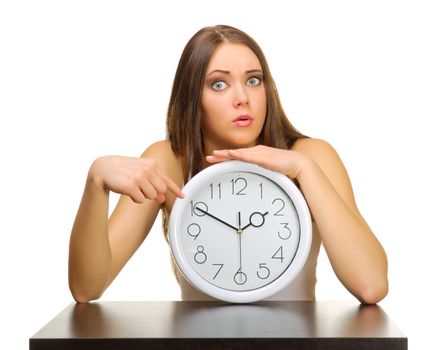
top-left (207, 139), bottom-right (388, 304)
top-left (68, 141), bottom-right (183, 303)
top-left (292, 139), bottom-right (388, 304)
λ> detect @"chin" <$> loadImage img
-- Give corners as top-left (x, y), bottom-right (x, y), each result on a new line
top-left (230, 139), bottom-right (257, 149)
top-left (208, 130), bottom-right (260, 150)
top-left (230, 132), bottom-right (261, 148)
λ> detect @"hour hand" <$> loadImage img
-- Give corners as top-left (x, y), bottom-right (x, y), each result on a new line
top-left (241, 211), bottom-right (269, 231)
top-left (195, 207), bottom-right (239, 232)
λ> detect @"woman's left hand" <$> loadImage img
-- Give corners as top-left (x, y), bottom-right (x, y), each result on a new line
top-left (206, 145), bottom-right (312, 180)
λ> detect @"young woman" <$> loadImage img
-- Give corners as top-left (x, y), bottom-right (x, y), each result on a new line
top-left (68, 25), bottom-right (388, 304)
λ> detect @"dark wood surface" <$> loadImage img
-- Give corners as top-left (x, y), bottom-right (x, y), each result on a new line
top-left (30, 301), bottom-right (407, 350)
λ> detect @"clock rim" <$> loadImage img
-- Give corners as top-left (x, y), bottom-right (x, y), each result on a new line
top-left (168, 160), bottom-right (313, 303)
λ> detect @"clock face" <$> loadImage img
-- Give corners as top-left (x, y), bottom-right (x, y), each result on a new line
top-left (169, 161), bottom-right (312, 303)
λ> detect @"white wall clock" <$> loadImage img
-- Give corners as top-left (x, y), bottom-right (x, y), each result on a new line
top-left (169, 160), bottom-right (312, 303)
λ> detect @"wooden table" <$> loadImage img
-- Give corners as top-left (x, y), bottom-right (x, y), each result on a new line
top-left (30, 301), bottom-right (407, 349)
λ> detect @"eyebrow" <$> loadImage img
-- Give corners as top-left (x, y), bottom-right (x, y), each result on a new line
top-left (206, 68), bottom-right (263, 76)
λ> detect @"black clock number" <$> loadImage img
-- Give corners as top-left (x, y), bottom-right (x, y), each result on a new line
top-left (256, 263), bottom-right (270, 280)
top-left (231, 177), bottom-right (247, 196)
top-left (272, 246), bottom-right (284, 263)
top-left (259, 182), bottom-right (263, 199)
top-left (212, 263), bottom-right (224, 280)
top-left (234, 268), bottom-right (247, 285)
top-left (187, 223), bottom-right (201, 240)
top-left (190, 201), bottom-right (208, 217)
top-left (272, 198), bottom-right (285, 216)
top-left (209, 182), bottom-right (222, 199)
top-left (194, 245), bottom-right (207, 264)
top-left (278, 223), bottom-right (292, 240)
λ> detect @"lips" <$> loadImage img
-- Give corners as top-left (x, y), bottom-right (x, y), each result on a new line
top-left (232, 114), bottom-right (254, 127)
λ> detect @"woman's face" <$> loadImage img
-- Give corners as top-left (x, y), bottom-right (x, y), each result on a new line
top-left (201, 43), bottom-right (267, 153)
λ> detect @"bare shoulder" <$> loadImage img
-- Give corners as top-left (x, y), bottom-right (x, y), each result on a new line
top-left (141, 140), bottom-right (176, 159)
top-left (141, 140), bottom-right (179, 168)
top-left (292, 137), bottom-right (343, 168)
top-left (142, 139), bottom-right (182, 172)
top-left (292, 137), bottom-right (363, 217)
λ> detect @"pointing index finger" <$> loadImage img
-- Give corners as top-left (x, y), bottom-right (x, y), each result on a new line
top-left (159, 171), bottom-right (184, 199)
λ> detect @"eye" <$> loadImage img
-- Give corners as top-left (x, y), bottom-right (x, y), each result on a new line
top-left (211, 80), bottom-right (228, 91)
top-left (247, 76), bottom-right (262, 87)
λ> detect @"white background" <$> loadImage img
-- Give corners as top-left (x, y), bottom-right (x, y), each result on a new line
top-left (1, 1), bottom-right (446, 349)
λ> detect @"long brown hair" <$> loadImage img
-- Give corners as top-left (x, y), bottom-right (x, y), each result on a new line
top-left (166, 25), bottom-right (308, 183)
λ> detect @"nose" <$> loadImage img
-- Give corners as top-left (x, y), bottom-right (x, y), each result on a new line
top-left (232, 83), bottom-right (249, 108)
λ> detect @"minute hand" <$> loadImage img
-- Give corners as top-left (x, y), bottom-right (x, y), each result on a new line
top-left (195, 207), bottom-right (239, 231)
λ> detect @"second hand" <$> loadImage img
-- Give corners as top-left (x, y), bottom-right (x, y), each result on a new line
top-left (238, 211), bottom-right (242, 283)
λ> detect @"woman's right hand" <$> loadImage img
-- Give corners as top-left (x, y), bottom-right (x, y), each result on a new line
top-left (88, 155), bottom-right (184, 204)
